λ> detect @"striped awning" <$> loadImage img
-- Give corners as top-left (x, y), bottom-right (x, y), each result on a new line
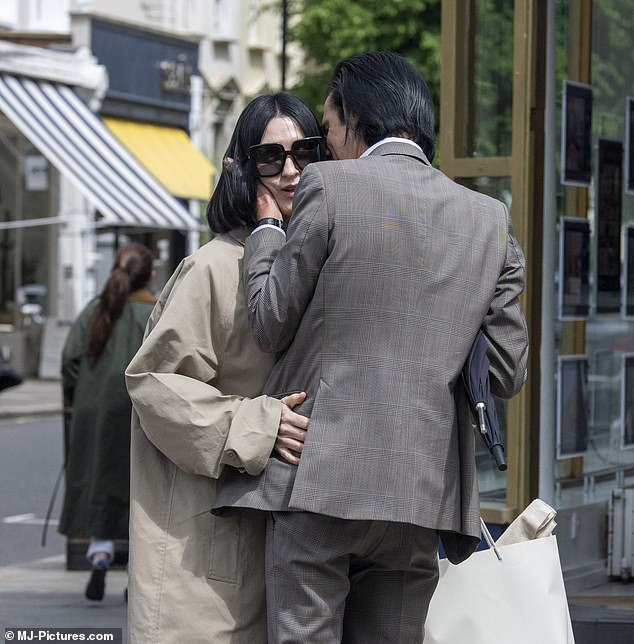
top-left (0, 73), bottom-right (201, 230)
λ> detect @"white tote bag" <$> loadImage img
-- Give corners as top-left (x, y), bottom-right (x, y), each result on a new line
top-left (424, 534), bottom-right (575, 643)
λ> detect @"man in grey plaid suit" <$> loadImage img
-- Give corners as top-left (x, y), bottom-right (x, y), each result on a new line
top-left (214, 52), bottom-right (529, 643)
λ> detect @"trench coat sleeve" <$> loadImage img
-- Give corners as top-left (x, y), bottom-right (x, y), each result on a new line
top-left (244, 165), bottom-right (329, 353)
top-left (125, 258), bottom-right (281, 480)
top-left (483, 204), bottom-right (529, 399)
top-left (61, 301), bottom-right (95, 409)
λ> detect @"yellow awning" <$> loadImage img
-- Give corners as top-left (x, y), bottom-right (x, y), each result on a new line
top-left (102, 117), bottom-right (216, 201)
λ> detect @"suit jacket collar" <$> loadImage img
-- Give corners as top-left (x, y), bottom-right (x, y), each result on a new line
top-left (366, 139), bottom-right (430, 166)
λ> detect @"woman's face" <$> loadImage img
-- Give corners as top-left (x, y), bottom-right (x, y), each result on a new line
top-left (257, 116), bottom-right (306, 219)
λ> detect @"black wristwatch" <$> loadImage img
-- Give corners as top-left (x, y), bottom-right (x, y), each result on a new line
top-left (255, 217), bottom-right (285, 229)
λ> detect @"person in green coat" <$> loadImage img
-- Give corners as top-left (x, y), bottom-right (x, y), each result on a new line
top-left (59, 242), bottom-right (156, 601)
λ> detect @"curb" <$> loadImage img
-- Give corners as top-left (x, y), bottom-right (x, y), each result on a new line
top-left (0, 406), bottom-right (63, 420)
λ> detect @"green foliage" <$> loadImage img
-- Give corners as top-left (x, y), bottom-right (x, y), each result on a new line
top-left (591, 0), bottom-right (634, 132)
top-left (469, 0), bottom-right (514, 157)
top-left (553, 0), bottom-right (634, 140)
top-left (282, 0), bottom-right (441, 119)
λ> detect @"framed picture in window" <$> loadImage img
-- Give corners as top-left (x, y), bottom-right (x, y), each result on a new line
top-left (622, 354), bottom-right (634, 449)
top-left (596, 139), bottom-right (623, 313)
top-left (559, 217), bottom-right (590, 320)
top-left (626, 97), bottom-right (634, 195)
top-left (557, 355), bottom-right (589, 459)
top-left (624, 226), bottom-right (634, 319)
top-left (561, 81), bottom-right (593, 186)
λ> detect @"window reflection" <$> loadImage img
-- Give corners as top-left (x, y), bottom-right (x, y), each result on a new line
top-left (463, 0), bottom-right (514, 158)
top-left (455, 175), bottom-right (513, 501)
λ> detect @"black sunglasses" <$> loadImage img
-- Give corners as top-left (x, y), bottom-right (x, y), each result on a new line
top-left (248, 136), bottom-right (325, 177)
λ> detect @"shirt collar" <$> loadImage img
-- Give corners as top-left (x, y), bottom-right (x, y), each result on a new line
top-left (360, 137), bottom-right (423, 158)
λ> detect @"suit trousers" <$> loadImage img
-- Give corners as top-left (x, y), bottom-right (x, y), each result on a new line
top-left (265, 511), bottom-right (440, 644)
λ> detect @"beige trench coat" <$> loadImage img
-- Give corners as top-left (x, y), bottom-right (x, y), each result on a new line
top-left (125, 228), bottom-right (281, 644)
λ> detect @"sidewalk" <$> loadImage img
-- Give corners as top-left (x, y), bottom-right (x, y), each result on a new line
top-left (569, 584), bottom-right (634, 643)
top-left (0, 555), bottom-right (127, 640)
top-left (0, 378), bottom-right (63, 419)
top-left (1, 379), bottom-right (126, 640)
top-left (2, 379), bottom-right (634, 642)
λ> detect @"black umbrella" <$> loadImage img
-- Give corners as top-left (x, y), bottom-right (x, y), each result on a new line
top-left (462, 330), bottom-right (507, 471)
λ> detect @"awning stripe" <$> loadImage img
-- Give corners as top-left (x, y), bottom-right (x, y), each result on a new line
top-left (2, 75), bottom-right (162, 227)
top-left (51, 83), bottom-right (191, 223)
top-left (8, 76), bottom-right (161, 227)
top-left (37, 81), bottom-right (163, 227)
top-left (0, 73), bottom-right (200, 230)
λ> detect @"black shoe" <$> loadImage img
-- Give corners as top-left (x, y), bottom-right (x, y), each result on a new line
top-left (85, 563), bottom-right (107, 601)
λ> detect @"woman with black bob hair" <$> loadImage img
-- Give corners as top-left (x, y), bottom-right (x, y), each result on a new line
top-left (207, 91), bottom-right (325, 233)
top-left (125, 92), bottom-right (323, 644)
top-left (328, 51), bottom-right (436, 162)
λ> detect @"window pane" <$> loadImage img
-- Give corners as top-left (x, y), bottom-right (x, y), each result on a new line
top-left (455, 176), bottom-right (513, 501)
top-left (0, 122), bottom-right (19, 325)
top-left (465, 0), bottom-right (514, 157)
top-left (455, 176), bottom-right (512, 210)
top-left (553, 0), bottom-right (634, 507)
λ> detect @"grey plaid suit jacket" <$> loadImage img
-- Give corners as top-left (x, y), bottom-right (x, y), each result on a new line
top-left (213, 141), bottom-right (529, 563)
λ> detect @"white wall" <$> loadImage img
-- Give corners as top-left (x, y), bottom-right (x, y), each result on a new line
top-left (77, 0), bottom-right (207, 34)
top-left (0, 0), bottom-right (18, 29)
top-left (0, 0), bottom-right (71, 32)
top-left (57, 174), bottom-right (96, 319)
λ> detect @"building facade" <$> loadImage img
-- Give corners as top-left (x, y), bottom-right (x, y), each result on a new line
top-left (0, 42), bottom-right (108, 376)
top-left (441, 0), bottom-right (634, 588)
top-left (0, 0), bottom-right (296, 376)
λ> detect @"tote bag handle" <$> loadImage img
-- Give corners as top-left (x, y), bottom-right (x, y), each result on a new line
top-left (480, 517), bottom-right (503, 561)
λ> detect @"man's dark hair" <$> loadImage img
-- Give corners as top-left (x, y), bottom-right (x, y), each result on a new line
top-left (206, 92), bottom-right (322, 234)
top-left (329, 52), bottom-right (436, 161)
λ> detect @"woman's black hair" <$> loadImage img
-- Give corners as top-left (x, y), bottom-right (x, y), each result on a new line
top-left (206, 92), bottom-right (323, 234)
top-left (329, 52), bottom-right (436, 162)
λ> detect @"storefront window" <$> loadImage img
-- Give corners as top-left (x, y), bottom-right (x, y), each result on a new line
top-left (20, 182), bottom-right (52, 320)
top-left (0, 120), bottom-right (19, 326)
top-left (456, 176), bottom-right (512, 500)
top-left (0, 130), bottom-right (53, 326)
top-left (456, 176), bottom-right (512, 210)
top-left (0, 117), bottom-right (55, 376)
top-left (554, 0), bottom-right (634, 506)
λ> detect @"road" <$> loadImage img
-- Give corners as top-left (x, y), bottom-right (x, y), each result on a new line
top-left (0, 414), bottom-right (127, 639)
top-left (0, 414), bottom-right (66, 566)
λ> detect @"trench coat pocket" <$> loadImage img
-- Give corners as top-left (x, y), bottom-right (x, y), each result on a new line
top-left (208, 512), bottom-right (240, 583)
